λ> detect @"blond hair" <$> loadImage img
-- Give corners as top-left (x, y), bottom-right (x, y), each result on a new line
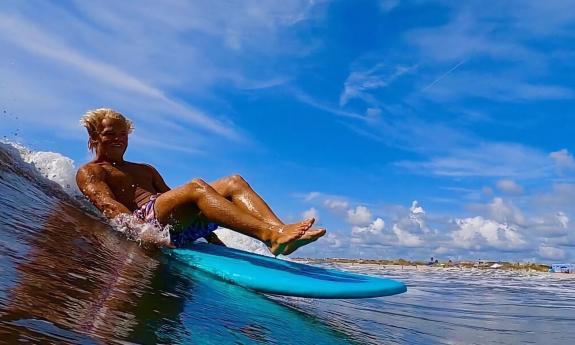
top-left (80, 108), bottom-right (134, 152)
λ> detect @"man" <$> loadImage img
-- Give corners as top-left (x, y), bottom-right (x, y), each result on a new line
top-left (76, 108), bottom-right (326, 255)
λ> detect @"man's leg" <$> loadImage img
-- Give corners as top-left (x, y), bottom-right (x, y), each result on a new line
top-left (209, 175), bottom-right (283, 225)
top-left (153, 178), bottom-right (314, 255)
top-left (210, 175), bottom-right (326, 255)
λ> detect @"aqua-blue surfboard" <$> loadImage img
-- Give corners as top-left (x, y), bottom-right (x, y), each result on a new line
top-left (167, 243), bottom-right (407, 299)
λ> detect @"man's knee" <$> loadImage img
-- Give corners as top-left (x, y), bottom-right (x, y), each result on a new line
top-left (185, 178), bottom-right (209, 199)
top-left (228, 174), bottom-right (249, 190)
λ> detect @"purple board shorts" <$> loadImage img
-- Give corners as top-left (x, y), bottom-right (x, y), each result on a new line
top-left (133, 194), bottom-right (218, 247)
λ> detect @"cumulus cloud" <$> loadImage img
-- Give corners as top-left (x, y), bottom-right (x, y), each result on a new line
top-left (451, 217), bottom-right (527, 251)
top-left (434, 246), bottom-right (451, 255)
top-left (346, 205), bottom-right (373, 226)
top-left (535, 183), bottom-right (575, 209)
top-left (550, 149), bottom-right (575, 173)
top-left (556, 212), bottom-right (569, 229)
top-left (469, 197), bottom-right (526, 226)
top-left (324, 198), bottom-right (350, 212)
top-left (352, 218), bottom-right (385, 236)
top-left (408, 201), bottom-right (430, 232)
top-left (324, 232), bottom-right (343, 249)
top-left (486, 197), bottom-right (525, 225)
top-left (392, 224), bottom-right (424, 247)
top-left (496, 179), bottom-right (523, 194)
top-left (538, 245), bottom-right (565, 260)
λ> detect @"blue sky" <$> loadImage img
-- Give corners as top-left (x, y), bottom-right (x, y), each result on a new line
top-left (1, 0), bottom-right (574, 262)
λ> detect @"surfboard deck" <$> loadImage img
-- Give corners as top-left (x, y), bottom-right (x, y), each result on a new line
top-left (166, 243), bottom-right (407, 299)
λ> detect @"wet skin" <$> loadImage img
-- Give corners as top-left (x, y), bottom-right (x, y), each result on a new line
top-left (76, 117), bottom-right (326, 255)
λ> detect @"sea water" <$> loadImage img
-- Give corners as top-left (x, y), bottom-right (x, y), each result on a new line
top-left (1, 142), bottom-right (574, 344)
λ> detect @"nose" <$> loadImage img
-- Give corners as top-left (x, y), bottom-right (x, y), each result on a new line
top-left (114, 134), bottom-right (126, 142)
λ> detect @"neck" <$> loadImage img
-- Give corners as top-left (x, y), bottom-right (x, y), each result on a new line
top-left (94, 151), bottom-right (125, 166)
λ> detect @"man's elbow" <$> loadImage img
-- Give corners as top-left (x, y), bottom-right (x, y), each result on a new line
top-left (98, 202), bottom-right (128, 219)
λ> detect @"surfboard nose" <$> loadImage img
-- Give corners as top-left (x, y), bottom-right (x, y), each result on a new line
top-left (168, 243), bottom-right (408, 299)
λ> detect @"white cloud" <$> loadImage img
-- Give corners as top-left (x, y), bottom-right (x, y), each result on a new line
top-left (496, 179), bottom-right (523, 194)
top-left (303, 192), bottom-right (321, 202)
top-left (302, 207), bottom-right (319, 222)
top-left (396, 142), bottom-right (553, 179)
top-left (422, 72), bottom-right (574, 102)
top-left (324, 198), bottom-right (350, 213)
top-left (550, 149), bottom-right (575, 173)
top-left (324, 232), bottom-right (343, 249)
top-left (346, 205), bottom-right (373, 226)
top-left (408, 200), bottom-right (429, 232)
top-left (0, 1), bottom-right (324, 148)
top-left (538, 245), bottom-right (565, 260)
top-left (534, 183), bottom-right (575, 209)
top-left (451, 217), bottom-right (527, 251)
top-left (392, 224), bottom-right (424, 247)
top-left (339, 63), bottom-right (414, 106)
top-left (556, 212), bottom-right (569, 229)
top-left (391, 201), bottom-right (432, 236)
top-left (0, 13), bottom-right (241, 140)
top-left (434, 246), bottom-right (451, 255)
top-left (529, 213), bottom-right (570, 238)
top-left (352, 218), bottom-right (385, 236)
top-left (486, 198), bottom-right (525, 225)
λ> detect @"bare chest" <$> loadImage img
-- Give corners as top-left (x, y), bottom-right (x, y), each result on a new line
top-left (102, 164), bottom-right (157, 208)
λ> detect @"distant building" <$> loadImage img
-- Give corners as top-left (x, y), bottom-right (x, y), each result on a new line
top-left (550, 264), bottom-right (574, 273)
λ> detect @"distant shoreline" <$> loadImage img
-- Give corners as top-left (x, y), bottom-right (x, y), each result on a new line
top-left (292, 258), bottom-right (556, 272)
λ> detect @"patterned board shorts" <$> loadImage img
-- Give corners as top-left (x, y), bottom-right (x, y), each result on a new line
top-left (133, 193), bottom-right (218, 247)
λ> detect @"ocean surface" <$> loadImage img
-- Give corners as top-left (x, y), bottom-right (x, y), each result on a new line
top-left (1, 141), bottom-right (574, 345)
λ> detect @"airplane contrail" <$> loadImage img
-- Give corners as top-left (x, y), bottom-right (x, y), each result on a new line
top-left (421, 58), bottom-right (468, 93)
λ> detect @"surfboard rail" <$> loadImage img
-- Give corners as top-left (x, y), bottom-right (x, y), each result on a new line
top-left (167, 243), bottom-right (407, 299)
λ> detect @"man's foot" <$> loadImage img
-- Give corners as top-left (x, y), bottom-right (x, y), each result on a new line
top-left (269, 218), bottom-right (314, 256)
top-left (281, 228), bottom-right (326, 256)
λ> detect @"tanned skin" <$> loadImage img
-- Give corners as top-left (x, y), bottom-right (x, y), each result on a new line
top-left (76, 117), bottom-right (326, 255)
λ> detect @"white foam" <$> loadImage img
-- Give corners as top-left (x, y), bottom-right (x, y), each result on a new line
top-left (1, 141), bottom-right (274, 253)
top-left (23, 151), bottom-right (81, 197)
top-left (214, 227), bottom-right (274, 256)
top-left (3, 142), bottom-right (81, 197)
top-left (111, 213), bottom-right (171, 247)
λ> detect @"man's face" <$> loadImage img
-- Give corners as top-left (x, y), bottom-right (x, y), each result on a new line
top-left (94, 117), bottom-right (129, 160)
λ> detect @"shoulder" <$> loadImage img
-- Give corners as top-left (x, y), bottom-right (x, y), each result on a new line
top-left (76, 162), bottom-right (106, 183)
top-left (131, 162), bottom-right (160, 175)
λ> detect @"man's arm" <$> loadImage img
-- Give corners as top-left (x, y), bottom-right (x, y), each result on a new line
top-left (144, 164), bottom-right (171, 193)
top-left (76, 164), bottom-right (132, 219)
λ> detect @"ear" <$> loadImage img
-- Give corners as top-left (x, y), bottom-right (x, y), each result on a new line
top-left (88, 131), bottom-right (99, 151)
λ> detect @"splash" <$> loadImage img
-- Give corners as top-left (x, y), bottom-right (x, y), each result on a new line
top-left (0, 141), bottom-right (171, 247)
top-left (1, 141), bottom-right (276, 254)
top-left (110, 213), bottom-right (171, 247)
